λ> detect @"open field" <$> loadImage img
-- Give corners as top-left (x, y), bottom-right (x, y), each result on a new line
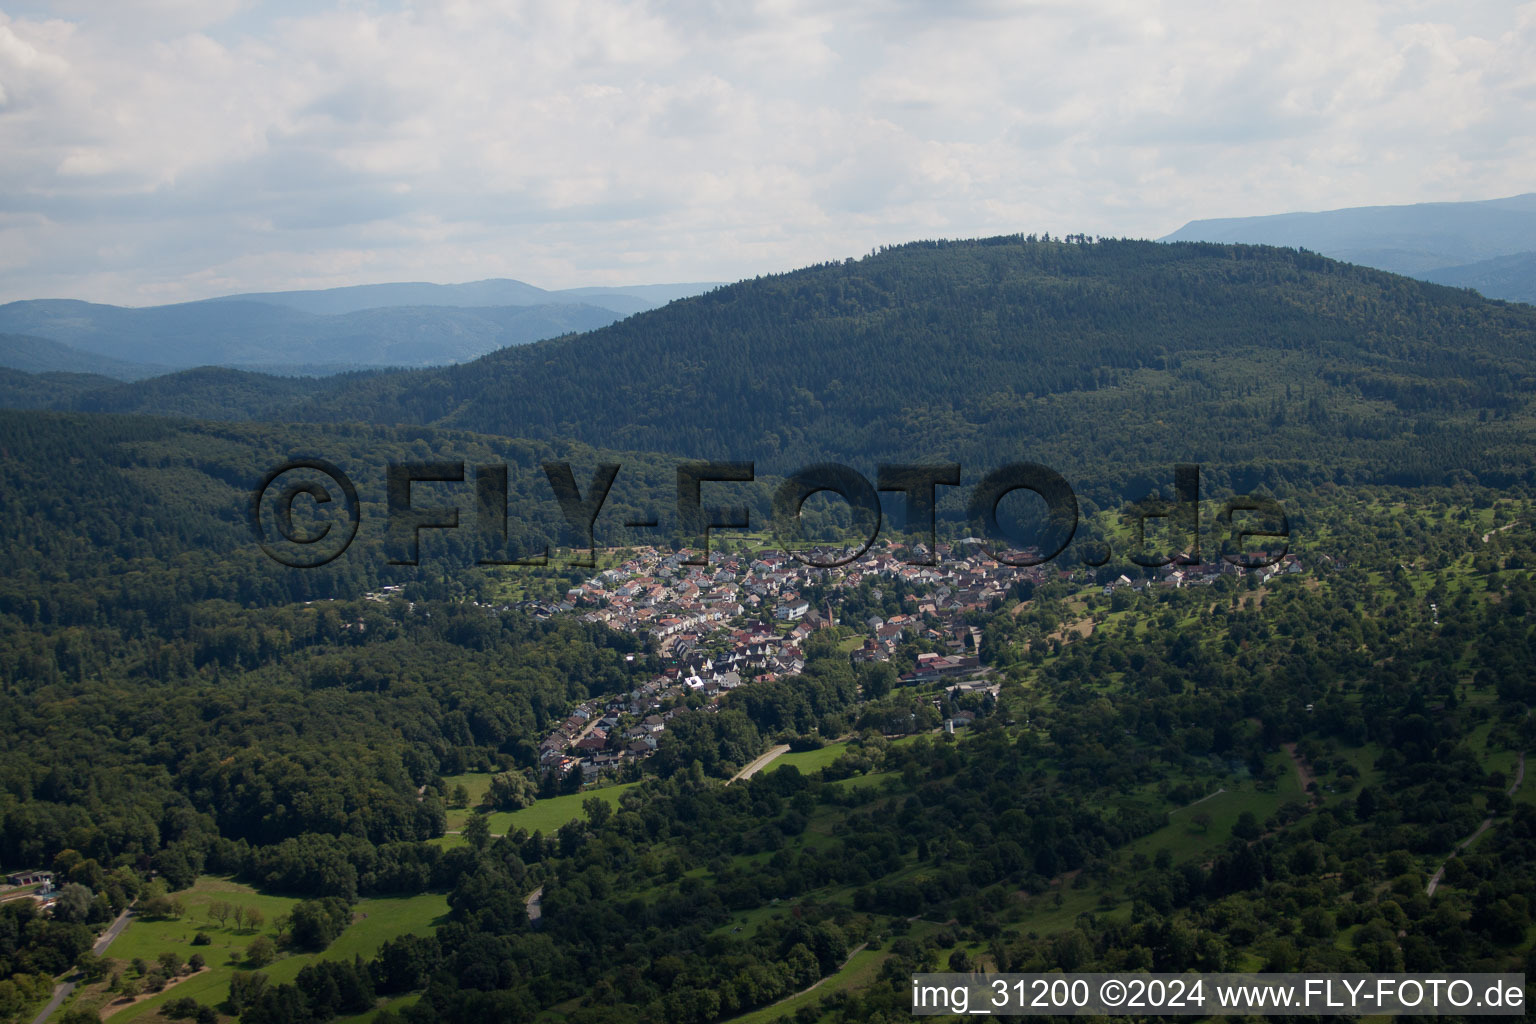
top-left (766, 741), bottom-right (849, 776)
top-left (482, 781), bottom-right (641, 836)
top-left (69, 878), bottom-right (447, 1023)
top-left (441, 771), bottom-right (495, 829)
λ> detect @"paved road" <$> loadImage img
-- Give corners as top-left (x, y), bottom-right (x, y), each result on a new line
top-left (729, 744), bottom-right (790, 784)
top-left (1428, 751), bottom-right (1526, 897)
top-left (525, 886), bottom-right (543, 924)
top-left (30, 908), bottom-right (133, 1024)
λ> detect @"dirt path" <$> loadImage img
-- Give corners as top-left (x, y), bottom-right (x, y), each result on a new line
top-left (98, 967), bottom-right (210, 1020)
top-left (1282, 743), bottom-right (1318, 803)
top-left (1182, 787), bottom-right (1227, 809)
top-left (729, 744), bottom-right (790, 784)
top-left (1427, 751), bottom-right (1525, 897)
top-left (1482, 522), bottom-right (1520, 543)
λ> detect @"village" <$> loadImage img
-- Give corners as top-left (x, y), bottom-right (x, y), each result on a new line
top-left (513, 540), bottom-right (1305, 783)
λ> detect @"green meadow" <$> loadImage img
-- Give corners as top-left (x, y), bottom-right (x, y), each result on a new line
top-left (482, 781), bottom-right (641, 836)
top-left (72, 877), bottom-right (447, 1023)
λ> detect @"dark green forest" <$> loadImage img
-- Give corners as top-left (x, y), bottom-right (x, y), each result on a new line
top-left (1, 239), bottom-right (1534, 1022)
top-left (7, 238), bottom-right (1536, 501)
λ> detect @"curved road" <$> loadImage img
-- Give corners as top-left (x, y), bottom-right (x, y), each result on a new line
top-left (1427, 751), bottom-right (1525, 897)
top-left (729, 745), bottom-right (790, 784)
top-left (31, 908), bottom-right (133, 1024)
top-left (525, 886), bottom-right (543, 924)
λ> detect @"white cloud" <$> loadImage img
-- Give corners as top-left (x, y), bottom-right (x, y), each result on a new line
top-left (0, 0), bottom-right (1532, 303)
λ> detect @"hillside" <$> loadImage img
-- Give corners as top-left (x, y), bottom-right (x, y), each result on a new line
top-left (201, 278), bottom-right (720, 317)
top-left (0, 298), bottom-right (626, 371)
top-left (294, 238), bottom-right (1536, 499)
top-left (0, 367), bottom-right (125, 409)
top-left (6, 238), bottom-right (1536, 504)
top-left (4, 408), bottom-right (1536, 1024)
top-left (0, 332), bottom-right (163, 380)
top-left (4, 249), bottom-right (1536, 1023)
top-left (1424, 251), bottom-right (1536, 305)
top-left (1161, 194), bottom-right (1536, 302)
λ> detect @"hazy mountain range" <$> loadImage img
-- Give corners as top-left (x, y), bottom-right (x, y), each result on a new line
top-left (1162, 193), bottom-right (1536, 303)
top-left (5, 195), bottom-right (1532, 387)
top-left (0, 278), bottom-right (720, 379)
top-left (5, 237), bottom-right (1533, 501)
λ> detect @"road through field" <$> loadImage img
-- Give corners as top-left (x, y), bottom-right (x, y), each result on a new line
top-left (730, 745), bottom-right (790, 784)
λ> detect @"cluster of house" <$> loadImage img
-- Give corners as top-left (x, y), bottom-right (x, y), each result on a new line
top-left (517, 543), bottom-right (1310, 781)
top-left (530, 621), bottom-right (811, 781)
top-left (1101, 552), bottom-right (1306, 594)
top-left (534, 695), bottom-right (673, 782)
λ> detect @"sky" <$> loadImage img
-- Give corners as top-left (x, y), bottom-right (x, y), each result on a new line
top-left (0, 0), bottom-right (1533, 305)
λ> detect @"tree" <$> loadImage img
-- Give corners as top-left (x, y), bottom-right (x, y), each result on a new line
top-left (75, 951), bottom-right (110, 981)
top-left (1192, 811), bottom-right (1213, 833)
top-left (583, 796), bottom-right (613, 829)
top-left (206, 900), bottom-right (232, 928)
top-left (157, 950), bottom-right (182, 976)
top-left (246, 935), bottom-right (277, 967)
top-left (449, 783), bottom-right (471, 808)
top-left (463, 813), bottom-right (491, 850)
top-left (53, 883), bottom-right (93, 923)
top-left (372, 934), bottom-right (439, 994)
top-left (140, 894), bottom-right (183, 920)
top-left (244, 906), bottom-right (265, 933)
top-left (162, 996), bottom-right (199, 1019)
top-left (488, 771), bottom-right (538, 811)
top-left (228, 970), bottom-right (270, 1013)
top-left (289, 898), bottom-right (352, 952)
top-left (233, 905), bottom-right (246, 931)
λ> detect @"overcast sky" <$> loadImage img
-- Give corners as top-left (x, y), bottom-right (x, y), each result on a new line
top-left (1, 0), bottom-right (1533, 305)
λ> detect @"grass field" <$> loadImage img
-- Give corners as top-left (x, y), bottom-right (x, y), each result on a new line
top-left (441, 771), bottom-right (495, 829)
top-left (1127, 752), bottom-right (1305, 865)
top-left (334, 992), bottom-right (420, 1023)
top-left (75, 878), bottom-right (447, 1023)
top-left (724, 945), bottom-right (887, 1024)
top-left (766, 741), bottom-right (849, 776)
top-left (482, 781), bottom-right (641, 836)
top-left (830, 769), bottom-right (899, 791)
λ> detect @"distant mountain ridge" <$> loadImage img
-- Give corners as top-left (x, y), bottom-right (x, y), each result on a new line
top-left (8, 237), bottom-right (1535, 501)
top-left (0, 277), bottom-right (723, 376)
top-left (1161, 193), bottom-right (1536, 303)
top-left (199, 278), bottom-right (720, 317)
top-left (0, 332), bottom-right (165, 381)
top-left (0, 298), bottom-right (626, 370)
top-left (1422, 251), bottom-right (1536, 305)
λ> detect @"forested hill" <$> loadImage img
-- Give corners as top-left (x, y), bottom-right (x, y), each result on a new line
top-left (13, 237), bottom-right (1536, 497)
